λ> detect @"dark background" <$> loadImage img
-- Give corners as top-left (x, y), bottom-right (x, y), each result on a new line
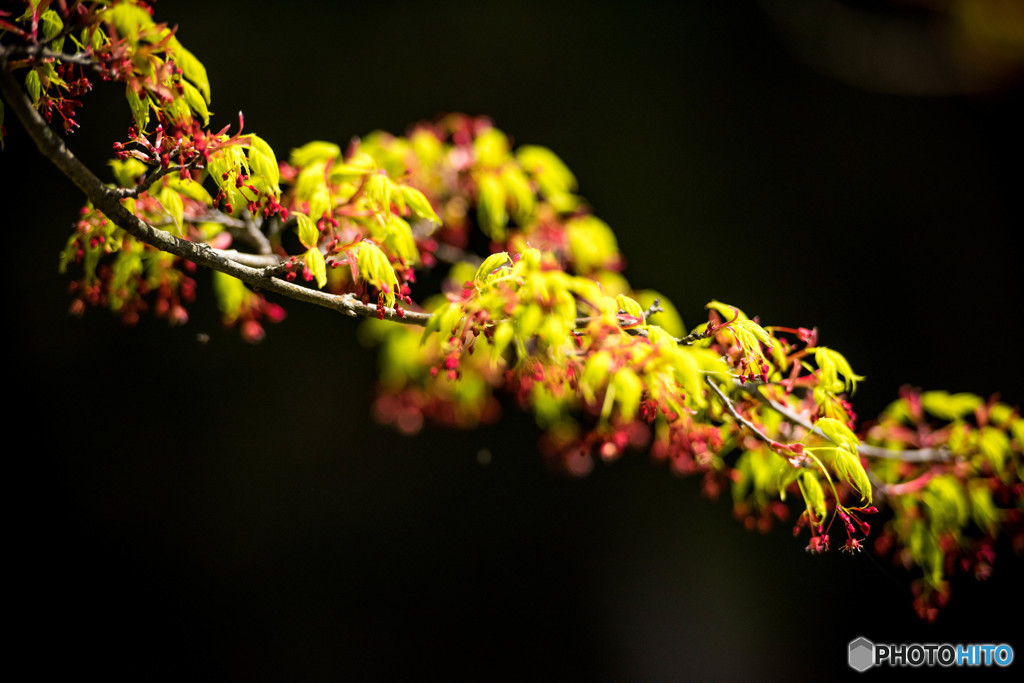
top-left (6, 0), bottom-right (1023, 679)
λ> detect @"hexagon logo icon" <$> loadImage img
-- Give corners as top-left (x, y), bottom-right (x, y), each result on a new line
top-left (848, 637), bottom-right (875, 672)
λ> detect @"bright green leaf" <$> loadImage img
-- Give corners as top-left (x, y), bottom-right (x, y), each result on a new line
top-left (125, 86), bottom-right (149, 133)
top-left (245, 134), bottom-right (280, 195)
top-left (921, 391), bottom-right (982, 421)
top-left (798, 470), bottom-right (827, 523)
top-left (25, 69), bottom-right (41, 105)
top-left (476, 172), bottom-right (507, 240)
top-left (834, 446), bottom-right (872, 504)
top-left (294, 212), bottom-right (319, 250)
top-left (181, 80), bottom-right (209, 126)
top-left (814, 347), bottom-right (865, 395)
top-left (400, 185), bottom-right (441, 226)
top-left (475, 252), bottom-right (513, 287)
top-left (290, 141), bottom-right (341, 168)
top-left (305, 247), bottom-right (327, 289)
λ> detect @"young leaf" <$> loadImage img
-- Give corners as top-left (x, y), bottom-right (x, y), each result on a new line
top-left (104, 2), bottom-right (154, 42)
top-left (305, 247), bottom-right (327, 289)
top-left (611, 368), bottom-right (644, 421)
top-left (181, 81), bottom-right (209, 127)
top-left (246, 134), bottom-right (281, 196)
top-left (475, 172), bottom-right (507, 240)
top-left (212, 270), bottom-right (246, 321)
top-left (366, 173), bottom-right (396, 218)
top-left (400, 185), bottom-right (441, 226)
top-left (157, 185), bottom-right (184, 236)
top-left (516, 145), bottom-right (577, 201)
top-left (474, 252), bottom-right (513, 287)
top-left (165, 36), bottom-right (211, 104)
top-left (634, 291), bottom-right (685, 337)
top-left (164, 174), bottom-right (213, 204)
top-left (798, 471), bottom-right (827, 523)
top-left (813, 347), bottom-right (864, 394)
top-left (294, 212), bottom-right (319, 250)
top-left (816, 417), bottom-right (860, 454)
top-left (109, 158), bottom-right (148, 188)
top-left (40, 10), bottom-right (64, 52)
top-left (289, 141), bottom-right (341, 168)
top-left (565, 216), bottom-right (618, 275)
top-left (921, 391), bottom-right (982, 421)
top-left (25, 69), bottom-right (41, 105)
top-left (501, 165), bottom-right (535, 225)
top-left (382, 215), bottom-right (419, 266)
top-left (473, 127), bottom-right (510, 168)
top-left (615, 294), bottom-right (645, 326)
top-left (834, 446), bottom-right (872, 504)
top-left (355, 241), bottom-right (399, 306)
top-left (125, 86), bottom-right (149, 133)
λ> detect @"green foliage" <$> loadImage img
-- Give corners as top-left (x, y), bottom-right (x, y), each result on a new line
top-left (2, 0), bottom-right (1021, 624)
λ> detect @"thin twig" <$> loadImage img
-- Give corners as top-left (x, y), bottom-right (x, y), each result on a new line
top-left (0, 57), bottom-right (432, 328)
top-left (741, 382), bottom-right (952, 463)
top-left (112, 163), bottom-right (181, 199)
top-left (642, 298), bottom-right (664, 320)
top-left (706, 377), bottom-right (797, 462)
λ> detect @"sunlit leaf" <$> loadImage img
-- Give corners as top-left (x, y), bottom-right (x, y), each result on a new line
top-left (305, 247), bottom-right (327, 289)
top-left (289, 141), bottom-right (341, 168)
top-left (294, 212), bottom-right (319, 250)
top-left (921, 391), bottom-right (982, 421)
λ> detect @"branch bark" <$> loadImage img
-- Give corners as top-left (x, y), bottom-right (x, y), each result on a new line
top-left (741, 382), bottom-right (952, 463)
top-left (0, 55), bottom-right (431, 327)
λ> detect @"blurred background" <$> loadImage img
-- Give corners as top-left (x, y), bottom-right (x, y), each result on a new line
top-left (7, 0), bottom-right (1023, 679)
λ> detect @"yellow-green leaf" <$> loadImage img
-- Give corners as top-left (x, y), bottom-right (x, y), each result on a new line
top-left (294, 212), bottom-right (319, 250)
top-left (305, 247), bottom-right (327, 289)
top-left (40, 10), bottom-right (64, 51)
top-left (245, 134), bottom-right (280, 195)
top-left (816, 417), bottom-right (860, 454)
top-left (400, 185), bottom-right (441, 225)
top-left (25, 69), bottom-right (41, 105)
top-left (289, 141), bottom-right (341, 168)
top-left (164, 174), bottom-right (213, 204)
top-left (104, 2), bottom-right (154, 42)
top-left (474, 252), bottom-right (513, 287)
top-left (978, 426), bottom-right (1010, 472)
top-left (611, 368), bottom-right (643, 421)
top-left (634, 291), bottom-right (685, 338)
top-left (834, 446), bottom-right (872, 504)
top-left (473, 127), bottom-right (510, 168)
top-left (212, 270), bottom-right (246, 321)
top-left (615, 294), bottom-right (645, 325)
top-left (501, 165), bottom-right (535, 225)
top-left (125, 86), bottom-right (149, 133)
top-left (355, 241), bottom-right (399, 306)
top-left (565, 216), bottom-right (618, 275)
top-left (157, 185), bottom-right (184, 236)
top-left (798, 471), bottom-right (827, 523)
top-left (516, 145), bottom-right (577, 198)
top-left (108, 158), bottom-right (148, 188)
top-left (476, 172), bottom-right (507, 240)
top-left (165, 37), bottom-right (211, 104)
top-left (181, 80), bottom-right (209, 126)
top-left (814, 347), bottom-right (864, 395)
top-left (921, 391), bottom-right (982, 421)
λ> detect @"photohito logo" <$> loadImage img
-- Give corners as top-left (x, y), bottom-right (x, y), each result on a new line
top-left (848, 637), bottom-right (1014, 671)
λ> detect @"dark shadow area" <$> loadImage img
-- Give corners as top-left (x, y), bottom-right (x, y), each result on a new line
top-left (6, 1), bottom-right (1022, 679)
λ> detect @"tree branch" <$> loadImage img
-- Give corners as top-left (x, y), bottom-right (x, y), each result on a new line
top-left (742, 382), bottom-right (952, 463)
top-left (112, 162), bottom-right (191, 199)
top-left (706, 377), bottom-right (802, 465)
top-left (0, 45), bottom-right (98, 69)
top-left (0, 56), bottom-right (431, 328)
